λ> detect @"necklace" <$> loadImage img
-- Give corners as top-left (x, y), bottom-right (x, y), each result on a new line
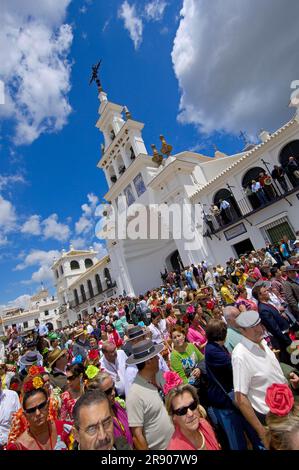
top-left (29, 422), bottom-right (53, 450)
top-left (196, 429), bottom-right (206, 450)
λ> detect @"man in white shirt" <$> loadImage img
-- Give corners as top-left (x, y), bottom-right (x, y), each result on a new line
top-left (100, 342), bottom-right (128, 397)
top-left (251, 180), bottom-right (267, 205)
top-left (232, 310), bottom-right (289, 447)
top-left (0, 378), bottom-right (20, 448)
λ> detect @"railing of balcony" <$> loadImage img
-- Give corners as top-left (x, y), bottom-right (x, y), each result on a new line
top-left (203, 180), bottom-right (299, 237)
top-left (68, 281), bottom-right (117, 309)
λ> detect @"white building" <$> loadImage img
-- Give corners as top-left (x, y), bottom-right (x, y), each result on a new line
top-left (0, 290), bottom-right (59, 335)
top-left (94, 87), bottom-right (299, 296)
top-left (51, 246), bottom-right (117, 326)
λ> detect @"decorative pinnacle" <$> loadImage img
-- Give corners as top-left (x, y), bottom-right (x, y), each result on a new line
top-left (159, 134), bottom-right (172, 157)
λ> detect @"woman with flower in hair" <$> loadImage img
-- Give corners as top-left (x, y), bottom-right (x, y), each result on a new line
top-left (60, 363), bottom-right (85, 421)
top-left (265, 383), bottom-right (299, 450)
top-left (164, 373), bottom-right (220, 450)
top-left (7, 369), bottom-right (72, 450)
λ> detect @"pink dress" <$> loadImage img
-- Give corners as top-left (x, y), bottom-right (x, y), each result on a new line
top-left (60, 391), bottom-right (78, 421)
top-left (167, 419), bottom-right (220, 450)
top-left (187, 325), bottom-right (207, 352)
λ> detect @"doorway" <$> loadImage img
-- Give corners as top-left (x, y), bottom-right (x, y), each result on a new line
top-left (168, 250), bottom-right (184, 272)
top-left (233, 238), bottom-right (254, 257)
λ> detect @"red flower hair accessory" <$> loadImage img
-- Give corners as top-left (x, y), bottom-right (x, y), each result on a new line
top-left (88, 349), bottom-right (99, 360)
top-left (163, 371), bottom-right (183, 395)
top-left (265, 383), bottom-right (294, 416)
top-left (28, 366), bottom-right (46, 377)
top-left (186, 305), bottom-right (195, 314)
top-left (23, 375), bottom-right (45, 393)
top-left (10, 383), bottom-right (19, 392)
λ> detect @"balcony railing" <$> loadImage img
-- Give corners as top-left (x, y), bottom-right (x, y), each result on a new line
top-left (203, 181), bottom-right (299, 237)
top-left (68, 281), bottom-right (117, 310)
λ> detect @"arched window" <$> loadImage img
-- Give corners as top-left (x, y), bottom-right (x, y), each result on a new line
top-left (109, 165), bottom-right (117, 184)
top-left (74, 289), bottom-right (79, 305)
top-left (70, 260), bottom-right (80, 270)
top-left (242, 166), bottom-right (272, 210)
top-left (129, 146), bottom-right (136, 161)
top-left (85, 258), bottom-right (93, 269)
top-left (87, 280), bottom-right (94, 298)
top-left (279, 140), bottom-right (299, 187)
top-left (213, 188), bottom-right (241, 224)
top-left (80, 284), bottom-right (87, 303)
top-left (55, 270), bottom-right (59, 279)
top-left (60, 265), bottom-right (64, 275)
top-left (95, 274), bottom-right (102, 293)
top-left (104, 268), bottom-right (112, 288)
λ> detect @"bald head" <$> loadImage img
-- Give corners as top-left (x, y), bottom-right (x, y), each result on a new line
top-left (223, 306), bottom-right (240, 329)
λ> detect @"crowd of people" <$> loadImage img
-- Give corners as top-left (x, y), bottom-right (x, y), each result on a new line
top-left (0, 236), bottom-right (299, 451)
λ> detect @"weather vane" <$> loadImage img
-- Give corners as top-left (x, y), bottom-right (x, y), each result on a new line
top-left (89, 59), bottom-right (103, 91)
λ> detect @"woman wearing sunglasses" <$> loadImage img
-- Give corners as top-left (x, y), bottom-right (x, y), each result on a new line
top-left (60, 363), bottom-right (85, 421)
top-left (85, 372), bottom-right (133, 448)
top-left (165, 383), bottom-right (220, 450)
top-left (6, 370), bottom-right (72, 450)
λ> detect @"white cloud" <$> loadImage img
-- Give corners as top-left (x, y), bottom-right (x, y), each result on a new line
top-left (21, 215), bottom-right (41, 236)
top-left (118, 1), bottom-right (143, 50)
top-left (87, 193), bottom-right (99, 207)
top-left (92, 242), bottom-right (108, 259)
top-left (75, 216), bottom-right (93, 235)
top-left (0, 174), bottom-right (26, 191)
top-left (71, 237), bottom-right (87, 250)
top-left (0, 196), bottom-right (17, 233)
top-left (42, 213), bottom-right (70, 241)
top-left (144, 0), bottom-right (167, 21)
top-left (172, 0), bottom-right (299, 137)
top-left (0, 0), bottom-right (73, 145)
top-left (15, 249), bottom-right (60, 286)
top-left (7, 294), bottom-right (31, 310)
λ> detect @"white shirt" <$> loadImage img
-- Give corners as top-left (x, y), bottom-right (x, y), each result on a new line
top-left (100, 349), bottom-right (128, 397)
top-left (86, 325), bottom-right (94, 335)
top-left (220, 200), bottom-right (230, 210)
top-left (0, 389), bottom-right (20, 446)
top-left (251, 182), bottom-right (261, 192)
top-left (124, 354), bottom-right (169, 397)
top-left (232, 337), bottom-right (287, 415)
top-left (148, 323), bottom-right (164, 344)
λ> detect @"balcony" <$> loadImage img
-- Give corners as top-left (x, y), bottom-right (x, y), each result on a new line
top-left (69, 281), bottom-right (117, 310)
top-left (203, 182), bottom-right (299, 237)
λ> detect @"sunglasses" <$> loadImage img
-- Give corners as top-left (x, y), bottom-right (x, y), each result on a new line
top-left (172, 400), bottom-right (198, 416)
top-left (24, 400), bottom-right (48, 415)
top-left (103, 386), bottom-right (115, 396)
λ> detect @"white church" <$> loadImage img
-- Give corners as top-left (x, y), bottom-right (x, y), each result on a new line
top-left (51, 85), bottom-right (299, 324)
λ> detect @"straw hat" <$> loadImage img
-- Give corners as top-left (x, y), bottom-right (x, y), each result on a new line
top-left (47, 348), bottom-right (67, 368)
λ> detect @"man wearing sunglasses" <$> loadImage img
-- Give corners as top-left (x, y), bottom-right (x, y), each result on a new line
top-left (0, 373), bottom-right (20, 449)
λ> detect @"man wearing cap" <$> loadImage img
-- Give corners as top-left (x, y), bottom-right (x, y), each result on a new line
top-left (283, 265), bottom-right (299, 320)
top-left (48, 348), bottom-right (68, 391)
top-left (19, 350), bottom-right (43, 378)
top-left (126, 339), bottom-right (174, 450)
top-left (232, 310), bottom-right (287, 447)
top-left (124, 326), bottom-right (169, 396)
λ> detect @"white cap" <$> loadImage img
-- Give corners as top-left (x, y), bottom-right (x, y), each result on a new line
top-left (236, 310), bottom-right (261, 328)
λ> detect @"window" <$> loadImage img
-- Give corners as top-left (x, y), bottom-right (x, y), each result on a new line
top-left (60, 265), bottom-right (64, 275)
top-left (85, 258), bottom-right (93, 269)
top-left (56, 270), bottom-right (59, 279)
top-left (74, 289), bottom-right (79, 305)
top-left (23, 321), bottom-right (28, 329)
top-left (124, 184), bottom-right (135, 206)
top-left (133, 173), bottom-right (146, 197)
top-left (263, 218), bottom-right (295, 245)
top-left (87, 280), bottom-right (94, 298)
top-left (70, 260), bottom-right (80, 270)
top-left (95, 274), bottom-right (102, 293)
top-left (80, 284), bottom-right (87, 302)
top-left (44, 310), bottom-right (49, 316)
top-left (104, 268), bottom-right (112, 288)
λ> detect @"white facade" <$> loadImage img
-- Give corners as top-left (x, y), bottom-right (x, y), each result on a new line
top-left (51, 247), bottom-right (117, 327)
top-left (95, 89), bottom-right (299, 296)
top-left (0, 291), bottom-right (59, 335)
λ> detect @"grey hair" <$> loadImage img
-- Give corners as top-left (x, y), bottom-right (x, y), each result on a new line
top-left (73, 389), bottom-right (110, 429)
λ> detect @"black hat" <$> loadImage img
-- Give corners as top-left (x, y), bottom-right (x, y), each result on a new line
top-left (126, 339), bottom-right (163, 365)
top-left (126, 326), bottom-right (146, 342)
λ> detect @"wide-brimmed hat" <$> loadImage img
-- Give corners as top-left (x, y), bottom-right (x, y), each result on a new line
top-left (47, 348), bottom-right (67, 368)
top-left (126, 339), bottom-right (163, 365)
top-left (126, 326), bottom-right (147, 342)
top-left (19, 351), bottom-right (43, 368)
top-left (73, 327), bottom-right (86, 339)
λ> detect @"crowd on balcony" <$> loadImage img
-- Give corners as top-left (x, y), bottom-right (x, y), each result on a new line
top-left (0, 236), bottom-right (299, 451)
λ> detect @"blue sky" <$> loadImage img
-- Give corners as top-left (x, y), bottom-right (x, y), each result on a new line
top-left (0, 0), bottom-right (298, 307)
